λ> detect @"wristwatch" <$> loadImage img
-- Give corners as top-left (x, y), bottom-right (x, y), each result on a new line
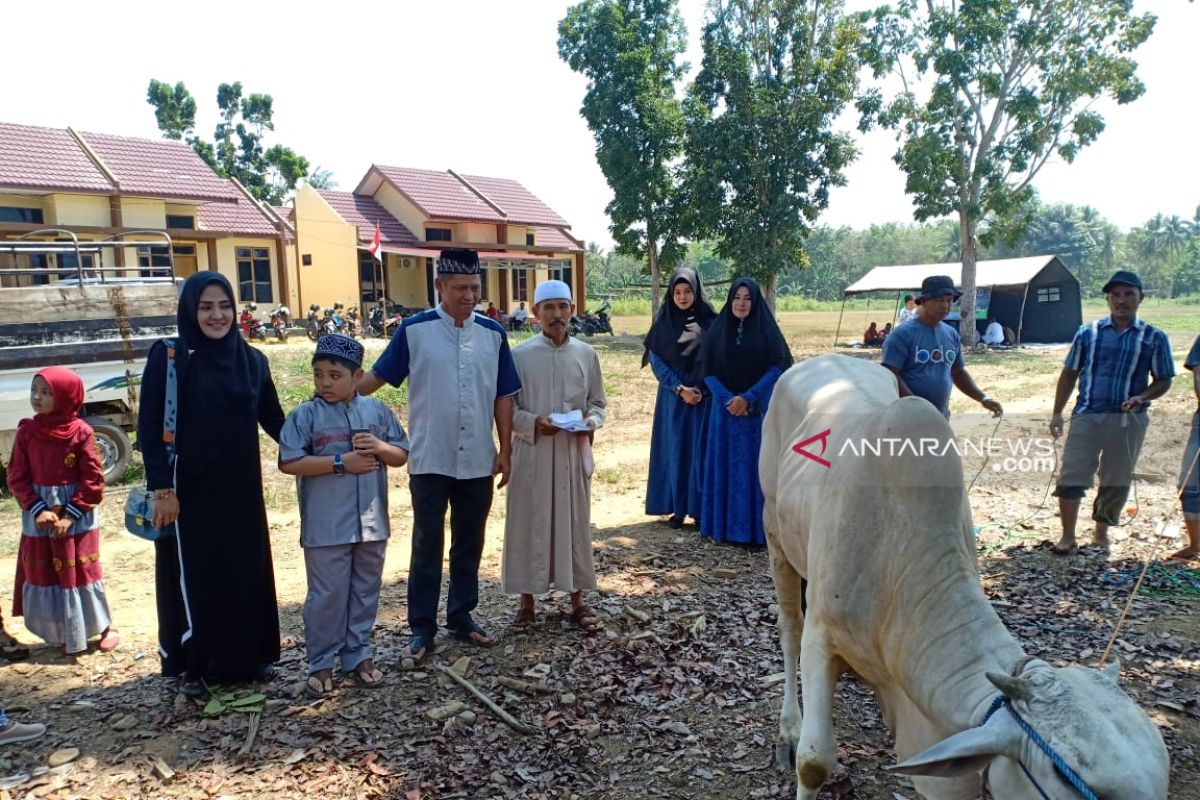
top-left (333, 454), bottom-right (346, 476)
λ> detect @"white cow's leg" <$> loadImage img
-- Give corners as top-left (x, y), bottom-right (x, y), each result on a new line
top-left (794, 624), bottom-right (839, 800)
top-left (770, 552), bottom-right (805, 771)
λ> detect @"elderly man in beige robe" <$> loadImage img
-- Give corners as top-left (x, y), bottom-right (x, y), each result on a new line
top-left (503, 280), bottom-right (607, 632)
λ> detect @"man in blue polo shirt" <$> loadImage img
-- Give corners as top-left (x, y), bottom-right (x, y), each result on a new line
top-left (1049, 270), bottom-right (1175, 556)
top-left (882, 275), bottom-right (1003, 418)
top-left (358, 248), bottom-right (521, 660)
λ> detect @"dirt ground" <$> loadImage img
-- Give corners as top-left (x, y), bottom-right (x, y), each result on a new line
top-left (0, 311), bottom-right (1198, 799)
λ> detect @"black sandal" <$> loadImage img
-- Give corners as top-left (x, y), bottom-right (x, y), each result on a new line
top-left (408, 634), bottom-right (435, 663)
top-left (0, 632), bottom-right (29, 662)
top-left (447, 621), bottom-right (494, 648)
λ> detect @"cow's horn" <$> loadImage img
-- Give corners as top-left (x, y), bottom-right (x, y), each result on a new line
top-left (986, 672), bottom-right (1033, 702)
top-left (1099, 658), bottom-right (1120, 684)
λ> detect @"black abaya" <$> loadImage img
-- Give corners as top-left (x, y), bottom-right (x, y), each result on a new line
top-left (140, 273), bottom-right (285, 680)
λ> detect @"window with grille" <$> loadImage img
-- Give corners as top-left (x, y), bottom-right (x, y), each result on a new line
top-left (236, 247), bottom-right (272, 302)
top-left (1036, 285), bottom-right (1061, 303)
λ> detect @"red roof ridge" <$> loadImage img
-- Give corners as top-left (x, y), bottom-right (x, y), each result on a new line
top-left (66, 127), bottom-right (121, 190)
top-left (447, 169), bottom-right (507, 219)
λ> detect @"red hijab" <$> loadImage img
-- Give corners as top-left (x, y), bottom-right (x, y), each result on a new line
top-left (23, 367), bottom-right (87, 443)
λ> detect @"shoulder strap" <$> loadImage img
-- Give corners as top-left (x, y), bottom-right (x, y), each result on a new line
top-left (162, 339), bottom-right (178, 463)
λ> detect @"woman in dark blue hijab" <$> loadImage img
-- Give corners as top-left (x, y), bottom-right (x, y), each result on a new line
top-left (696, 278), bottom-right (792, 545)
top-left (643, 267), bottom-right (717, 528)
top-left (139, 272), bottom-right (285, 695)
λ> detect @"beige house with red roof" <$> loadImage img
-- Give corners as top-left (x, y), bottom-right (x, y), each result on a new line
top-left (0, 122), bottom-right (293, 306)
top-left (290, 164), bottom-right (584, 314)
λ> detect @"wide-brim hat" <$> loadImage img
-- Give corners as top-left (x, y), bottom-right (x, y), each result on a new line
top-left (1102, 270), bottom-right (1143, 294)
top-left (916, 275), bottom-right (962, 303)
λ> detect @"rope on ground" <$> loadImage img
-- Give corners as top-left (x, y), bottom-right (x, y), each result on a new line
top-left (1096, 432), bottom-right (1200, 667)
top-left (961, 410), bottom-right (1200, 666)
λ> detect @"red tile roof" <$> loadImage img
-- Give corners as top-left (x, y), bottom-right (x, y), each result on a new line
top-left (80, 131), bottom-right (239, 202)
top-left (318, 191), bottom-right (418, 245)
top-left (457, 173), bottom-right (570, 228)
top-left (374, 166), bottom-right (505, 223)
top-left (272, 205), bottom-right (294, 224)
top-left (197, 185), bottom-right (278, 236)
top-left (533, 226), bottom-right (583, 252)
top-left (0, 122), bottom-right (114, 193)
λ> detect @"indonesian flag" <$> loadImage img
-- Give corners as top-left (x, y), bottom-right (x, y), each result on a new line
top-left (368, 222), bottom-right (382, 262)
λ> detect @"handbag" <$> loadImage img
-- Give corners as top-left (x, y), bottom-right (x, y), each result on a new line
top-left (124, 339), bottom-right (178, 541)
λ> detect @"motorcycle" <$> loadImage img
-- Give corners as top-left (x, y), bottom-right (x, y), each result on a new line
top-left (344, 305), bottom-right (361, 338)
top-left (269, 305), bottom-right (291, 342)
top-left (366, 305), bottom-right (402, 338)
top-left (575, 302), bottom-right (614, 336)
top-left (321, 306), bottom-right (339, 336)
top-left (240, 303), bottom-right (267, 342)
top-left (591, 301), bottom-right (614, 335)
top-left (306, 303), bottom-right (322, 341)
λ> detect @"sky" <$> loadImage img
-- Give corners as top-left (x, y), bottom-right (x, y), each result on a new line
top-left (3, 0), bottom-right (1197, 250)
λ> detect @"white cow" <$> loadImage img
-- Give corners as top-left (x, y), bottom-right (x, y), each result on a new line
top-left (759, 354), bottom-right (1169, 800)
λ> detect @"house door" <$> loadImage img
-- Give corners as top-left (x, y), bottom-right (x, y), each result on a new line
top-left (174, 244), bottom-right (198, 277)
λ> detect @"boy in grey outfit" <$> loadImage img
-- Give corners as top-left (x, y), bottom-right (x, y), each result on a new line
top-left (280, 334), bottom-right (409, 697)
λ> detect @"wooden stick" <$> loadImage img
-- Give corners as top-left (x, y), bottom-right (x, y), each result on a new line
top-left (236, 712), bottom-right (261, 760)
top-left (436, 664), bottom-right (532, 734)
top-left (1098, 557), bottom-right (1153, 669)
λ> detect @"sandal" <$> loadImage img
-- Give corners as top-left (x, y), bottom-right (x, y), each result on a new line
top-left (305, 669), bottom-right (333, 700)
top-left (570, 605), bottom-right (601, 633)
top-left (98, 627), bottom-right (120, 653)
top-left (511, 607), bottom-right (535, 630)
top-left (0, 632), bottom-right (29, 662)
top-left (179, 676), bottom-right (208, 699)
top-left (351, 660), bottom-right (384, 689)
top-left (447, 621), bottom-right (494, 648)
top-left (408, 634), bottom-right (435, 663)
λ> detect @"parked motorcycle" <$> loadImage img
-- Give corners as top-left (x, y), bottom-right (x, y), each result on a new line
top-left (344, 305), bottom-right (361, 338)
top-left (269, 305), bottom-right (291, 342)
top-left (241, 303), bottom-right (268, 342)
top-left (575, 302), bottom-right (614, 336)
top-left (306, 303), bottom-right (323, 341)
top-left (365, 305), bottom-right (401, 338)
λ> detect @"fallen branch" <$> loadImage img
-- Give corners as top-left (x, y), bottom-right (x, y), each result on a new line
top-left (236, 712), bottom-right (261, 761)
top-left (436, 663), bottom-right (533, 734)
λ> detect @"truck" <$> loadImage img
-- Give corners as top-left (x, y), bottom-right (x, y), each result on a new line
top-left (0, 229), bottom-right (179, 484)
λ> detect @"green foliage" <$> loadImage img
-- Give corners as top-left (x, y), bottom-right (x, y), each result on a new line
top-left (684, 0), bottom-right (863, 292)
top-left (146, 79), bottom-right (316, 205)
top-left (860, 0), bottom-right (1157, 342)
top-left (558, 0), bottom-right (690, 311)
top-left (146, 80), bottom-right (196, 141)
top-left (201, 687), bottom-right (265, 717)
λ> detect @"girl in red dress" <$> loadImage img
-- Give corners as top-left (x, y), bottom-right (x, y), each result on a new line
top-left (8, 367), bottom-right (118, 655)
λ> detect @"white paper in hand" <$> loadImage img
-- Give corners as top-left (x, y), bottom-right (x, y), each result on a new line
top-left (549, 409), bottom-right (590, 432)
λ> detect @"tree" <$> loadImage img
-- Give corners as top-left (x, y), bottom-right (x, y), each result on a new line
top-left (684, 0), bottom-right (863, 306)
top-left (146, 79), bottom-right (314, 205)
top-left (860, 0), bottom-right (1156, 344)
top-left (559, 0), bottom-right (689, 315)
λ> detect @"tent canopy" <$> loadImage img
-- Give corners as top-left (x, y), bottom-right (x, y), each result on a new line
top-left (844, 255), bottom-right (1061, 295)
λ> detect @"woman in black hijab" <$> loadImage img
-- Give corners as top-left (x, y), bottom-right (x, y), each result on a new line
top-left (139, 272), bottom-right (285, 696)
top-left (697, 278), bottom-right (792, 545)
top-left (643, 267), bottom-right (717, 528)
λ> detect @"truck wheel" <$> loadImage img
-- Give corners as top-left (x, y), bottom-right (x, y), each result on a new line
top-left (86, 419), bottom-right (132, 485)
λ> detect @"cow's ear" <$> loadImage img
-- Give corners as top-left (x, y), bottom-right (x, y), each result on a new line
top-left (888, 718), bottom-right (1019, 778)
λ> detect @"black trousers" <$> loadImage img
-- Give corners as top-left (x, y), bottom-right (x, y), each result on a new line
top-left (407, 473), bottom-right (494, 639)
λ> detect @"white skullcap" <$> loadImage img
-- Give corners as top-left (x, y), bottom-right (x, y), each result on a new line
top-left (534, 279), bottom-right (573, 305)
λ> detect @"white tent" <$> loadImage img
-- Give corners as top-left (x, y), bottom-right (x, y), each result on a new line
top-left (845, 256), bottom-right (1062, 294)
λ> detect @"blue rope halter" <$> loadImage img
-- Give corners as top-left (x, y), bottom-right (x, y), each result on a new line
top-left (981, 695), bottom-right (1099, 800)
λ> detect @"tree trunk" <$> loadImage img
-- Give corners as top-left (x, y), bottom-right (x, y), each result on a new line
top-left (765, 272), bottom-right (777, 314)
top-left (958, 210), bottom-right (978, 348)
top-left (648, 237), bottom-right (661, 318)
